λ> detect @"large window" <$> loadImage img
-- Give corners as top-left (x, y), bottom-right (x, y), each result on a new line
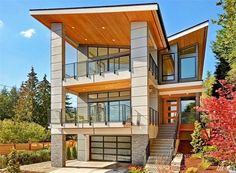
top-left (88, 100), bottom-right (131, 122)
top-left (87, 46), bottom-right (130, 75)
top-left (162, 53), bottom-right (175, 81)
top-left (88, 47), bottom-right (130, 59)
top-left (179, 45), bottom-right (197, 80)
top-left (180, 97), bottom-right (196, 124)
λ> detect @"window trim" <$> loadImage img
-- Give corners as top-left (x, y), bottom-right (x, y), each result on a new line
top-left (161, 53), bottom-right (176, 82)
top-left (88, 99), bottom-right (131, 123)
top-left (179, 56), bottom-right (197, 81)
top-left (180, 96), bottom-right (196, 124)
top-left (178, 44), bottom-right (198, 82)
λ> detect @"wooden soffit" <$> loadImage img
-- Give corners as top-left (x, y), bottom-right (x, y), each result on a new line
top-left (65, 79), bottom-right (131, 93)
top-left (30, 4), bottom-right (168, 48)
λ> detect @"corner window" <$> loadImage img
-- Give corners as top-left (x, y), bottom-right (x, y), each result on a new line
top-left (179, 45), bottom-right (197, 80)
top-left (162, 53), bottom-right (175, 81)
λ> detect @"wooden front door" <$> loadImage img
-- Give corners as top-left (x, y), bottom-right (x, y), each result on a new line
top-left (163, 98), bottom-right (179, 124)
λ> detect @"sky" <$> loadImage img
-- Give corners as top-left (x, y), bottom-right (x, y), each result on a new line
top-left (0, 0), bottom-right (222, 89)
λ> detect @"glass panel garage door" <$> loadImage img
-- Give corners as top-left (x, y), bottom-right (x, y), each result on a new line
top-left (90, 136), bottom-right (131, 162)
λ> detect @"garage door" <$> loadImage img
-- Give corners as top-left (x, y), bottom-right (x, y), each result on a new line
top-left (90, 136), bottom-right (131, 162)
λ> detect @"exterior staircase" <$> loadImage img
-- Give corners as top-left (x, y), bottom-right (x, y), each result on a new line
top-left (145, 124), bottom-right (177, 173)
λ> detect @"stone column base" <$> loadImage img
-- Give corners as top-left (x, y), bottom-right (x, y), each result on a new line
top-left (51, 134), bottom-right (66, 167)
top-left (132, 134), bottom-right (149, 165)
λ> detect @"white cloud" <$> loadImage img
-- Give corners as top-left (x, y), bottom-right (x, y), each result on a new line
top-left (0, 20), bottom-right (4, 28)
top-left (20, 28), bottom-right (36, 38)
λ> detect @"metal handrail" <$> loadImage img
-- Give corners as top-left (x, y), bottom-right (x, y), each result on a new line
top-left (65, 53), bottom-right (131, 79)
top-left (173, 113), bottom-right (180, 156)
top-left (50, 105), bottom-right (132, 126)
top-left (149, 107), bottom-right (158, 126)
top-left (149, 54), bottom-right (158, 81)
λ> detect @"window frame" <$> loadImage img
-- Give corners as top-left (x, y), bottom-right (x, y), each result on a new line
top-left (179, 44), bottom-right (198, 82)
top-left (180, 97), bottom-right (197, 124)
top-left (161, 53), bottom-right (176, 82)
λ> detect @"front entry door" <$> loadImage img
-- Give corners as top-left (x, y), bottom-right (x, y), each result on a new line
top-left (163, 98), bottom-right (179, 124)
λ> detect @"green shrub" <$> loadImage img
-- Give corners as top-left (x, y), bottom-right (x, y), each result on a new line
top-left (72, 146), bottom-right (77, 159)
top-left (0, 149), bottom-right (50, 169)
top-left (191, 121), bottom-right (204, 153)
top-left (191, 153), bottom-right (203, 159)
top-left (6, 149), bottom-right (21, 173)
top-left (186, 167), bottom-right (198, 173)
top-left (36, 149), bottom-right (51, 161)
top-left (0, 120), bottom-right (50, 144)
top-left (67, 147), bottom-right (71, 160)
top-left (203, 145), bottom-right (217, 153)
top-left (17, 150), bottom-right (31, 165)
top-left (16, 149), bottom-right (50, 165)
top-left (200, 159), bottom-right (211, 170)
top-left (0, 155), bottom-right (7, 169)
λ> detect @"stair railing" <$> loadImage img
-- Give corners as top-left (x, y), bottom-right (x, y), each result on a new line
top-left (173, 113), bottom-right (181, 156)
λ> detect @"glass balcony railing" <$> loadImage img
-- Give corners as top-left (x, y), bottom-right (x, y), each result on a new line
top-left (65, 54), bottom-right (131, 79)
top-left (63, 104), bottom-right (132, 126)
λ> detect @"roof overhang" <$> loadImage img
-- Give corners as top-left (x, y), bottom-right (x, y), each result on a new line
top-left (167, 21), bottom-right (209, 79)
top-left (30, 3), bottom-right (168, 48)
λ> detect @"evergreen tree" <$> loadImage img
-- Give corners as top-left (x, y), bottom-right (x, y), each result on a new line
top-left (8, 87), bottom-right (19, 119)
top-left (191, 121), bottom-right (204, 153)
top-left (37, 74), bottom-right (51, 128)
top-left (14, 67), bottom-right (39, 122)
top-left (0, 87), bottom-right (19, 120)
top-left (0, 87), bottom-right (10, 120)
top-left (212, 0), bottom-right (236, 83)
top-left (203, 71), bottom-right (216, 97)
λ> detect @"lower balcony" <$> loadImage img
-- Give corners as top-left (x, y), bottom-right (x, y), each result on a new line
top-left (50, 103), bottom-right (132, 129)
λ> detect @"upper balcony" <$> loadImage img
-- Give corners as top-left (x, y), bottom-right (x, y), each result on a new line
top-left (64, 46), bottom-right (131, 86)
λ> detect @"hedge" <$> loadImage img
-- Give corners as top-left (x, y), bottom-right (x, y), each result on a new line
top-left (0, 149), bottom-right (50, 169)
top-left (0, 120), bottom-right (50, 144)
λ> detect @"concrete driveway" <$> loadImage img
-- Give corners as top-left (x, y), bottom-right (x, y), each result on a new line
top-left (20, 160), bottom-right (129, 173)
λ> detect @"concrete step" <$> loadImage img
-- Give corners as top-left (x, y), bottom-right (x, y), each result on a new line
top-left (150, 148), bottom-right (173, 153)
top-left (151, 146), bottom-right (173, 149)
top-left (157, 136), bottom-right (175, 139)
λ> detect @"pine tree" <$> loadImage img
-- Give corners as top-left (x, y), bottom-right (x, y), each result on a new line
top-left (8, 87), bottom-right (19, 119)
top-left (212, 0), bottom-right (236, 83)
top-left (37, 74), bottom-right (51, 128)
top-left (0, 87), bottom-right (10, 120)
top-left (203, 71), bottom-right (216, 97)
top-left (191, 121), bottom-right (204, 153)
top-left (14, 67), bottom-right (39, 122)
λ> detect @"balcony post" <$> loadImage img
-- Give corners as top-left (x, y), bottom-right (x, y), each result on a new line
top-left (131, 21), bottom-right (149, 165)
top-left (50, 22), bottom-right (66, 167)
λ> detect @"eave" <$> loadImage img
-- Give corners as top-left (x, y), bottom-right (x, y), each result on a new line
top-left (30, 3), bottom-right (168, 49)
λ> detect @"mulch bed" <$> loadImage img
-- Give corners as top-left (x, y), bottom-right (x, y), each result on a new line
top-left (180, 155), bottom-right (229, 173)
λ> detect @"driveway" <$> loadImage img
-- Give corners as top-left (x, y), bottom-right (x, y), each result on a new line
top-left (20, 160), bottom-right (129, 173)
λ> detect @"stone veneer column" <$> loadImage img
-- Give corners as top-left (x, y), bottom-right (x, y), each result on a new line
top-left (50, 23), bottom-right (66, 167)
top-left (131, 22), bottom-right (149, 165)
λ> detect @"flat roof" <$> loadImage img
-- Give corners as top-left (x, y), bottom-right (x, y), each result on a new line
top-left (30, 3), bottom-right (159, 12)
top-left (30, 3), bottom-right (169, 48)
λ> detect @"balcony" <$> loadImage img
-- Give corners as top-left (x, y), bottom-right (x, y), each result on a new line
top-left (50, 103), bottom-right (132, 128)
top-left (64, 53), bottom-right (131, 86)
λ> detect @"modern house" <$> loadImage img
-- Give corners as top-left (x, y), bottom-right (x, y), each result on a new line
top-left (30, 3), bottom-right (208, 169)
